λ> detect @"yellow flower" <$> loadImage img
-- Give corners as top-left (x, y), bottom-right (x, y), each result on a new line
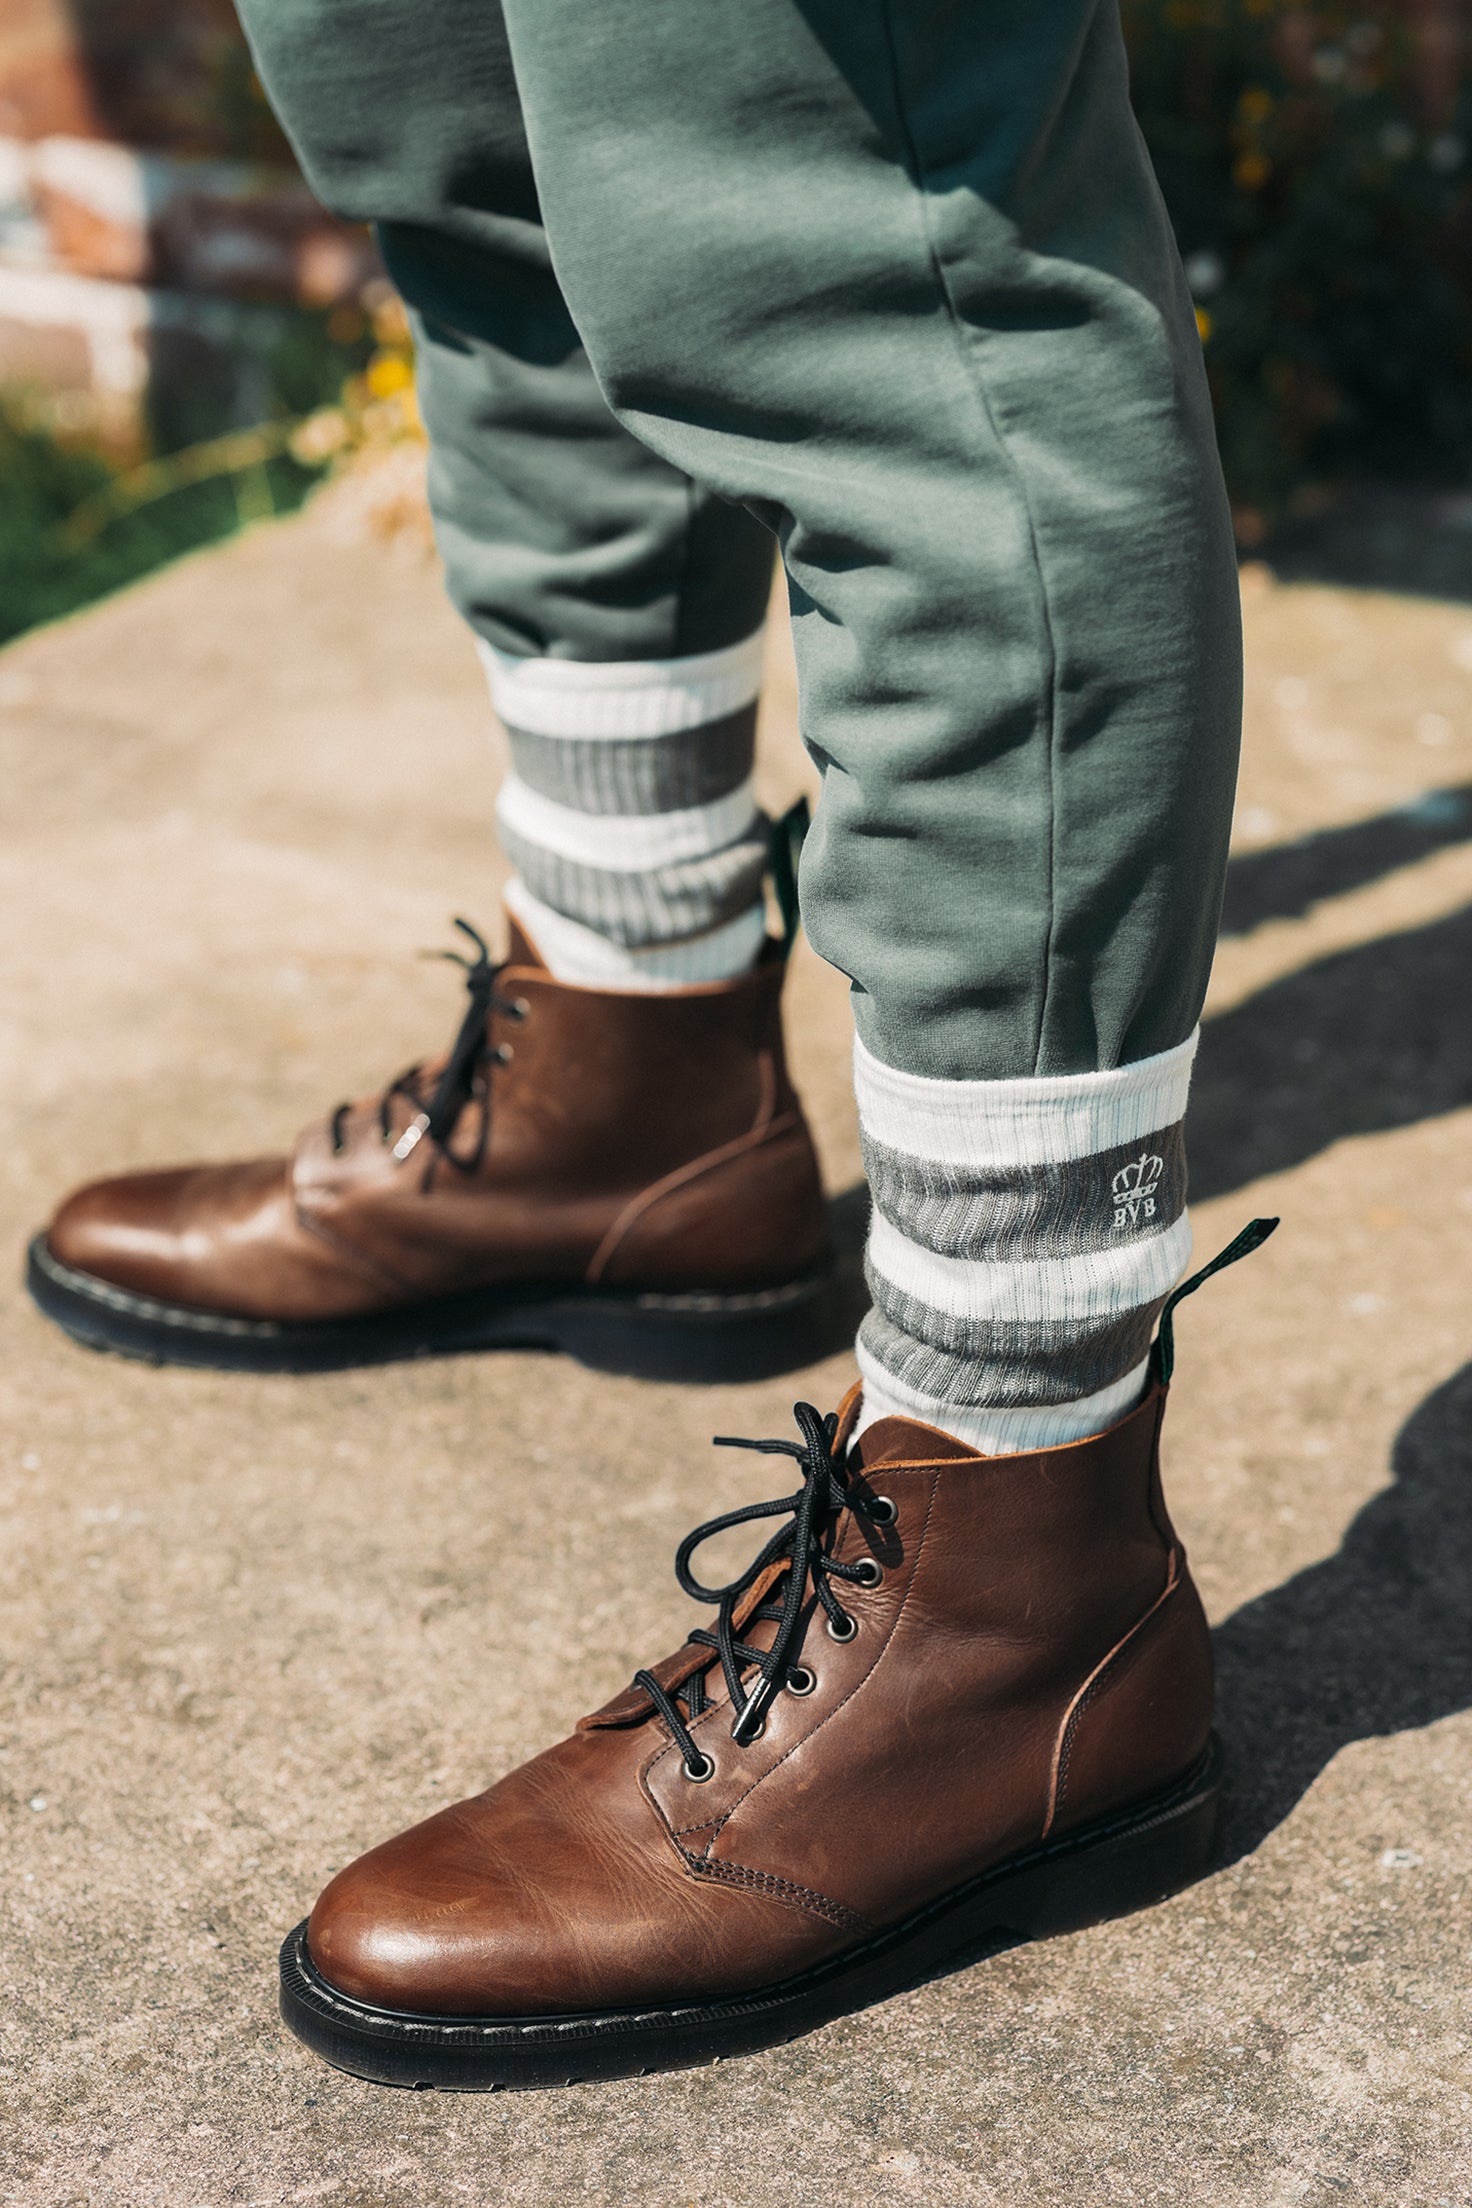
top-left (365, 351), bottom-right (414, 399)
top-left (1195, 306), bottom-right (1214, 343)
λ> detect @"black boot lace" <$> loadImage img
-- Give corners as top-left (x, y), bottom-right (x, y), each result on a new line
top-left (633, 1401), bottom-right (892, 1780)
top-left (329, 918), bottom-right (527, 1176)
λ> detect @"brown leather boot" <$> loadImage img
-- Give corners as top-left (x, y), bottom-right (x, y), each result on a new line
top-left (27, 917), bottom-right (831, 1378)
top-left (278, 1371), bottom-right (1223, 2090)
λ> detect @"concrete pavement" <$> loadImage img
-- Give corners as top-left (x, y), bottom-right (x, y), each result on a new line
top-left (2, 512), bottom-right (1471, 2204)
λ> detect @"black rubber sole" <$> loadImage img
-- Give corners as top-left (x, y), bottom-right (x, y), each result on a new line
top-left (24, 1234), bottom-right (836, 1383)
top-left (277, 1737), bottom-right (1223, 2091)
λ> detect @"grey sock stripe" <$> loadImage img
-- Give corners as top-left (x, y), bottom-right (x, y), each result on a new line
top-left (861, 1120), bottom-right (1187, 1262)
top-left (858, 1298), bottom-right (1165, 1410)
top-left (503, 703), bottom-right (757, 817)
top-left (498, 820), bottom-right (770, 947)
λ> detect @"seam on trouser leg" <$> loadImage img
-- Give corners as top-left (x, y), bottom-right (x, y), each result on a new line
top-left (672, 473), bottom-right (698, 661)
top-left (875, 0), bottom-right (1065, 1080)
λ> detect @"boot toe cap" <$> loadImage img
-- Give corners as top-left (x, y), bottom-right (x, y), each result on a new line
top-left (49, 1168), bottom-right (206, 1289)
top-left (45, 1159), bottom-right (291, 1309)
top-left (305, 1805), bottom-right (539, 2018)
top-left (303, 1756), bottom-right (847, 2021)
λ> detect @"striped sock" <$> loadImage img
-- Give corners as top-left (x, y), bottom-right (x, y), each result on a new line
top-left (852, 1032), bottom-right (1198, 1455)
top-left (478, 631), bottom-right (769, 991)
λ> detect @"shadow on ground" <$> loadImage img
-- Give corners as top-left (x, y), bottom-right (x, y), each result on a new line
top-left (1260, 484), bottom-right (1472, 604)
top-left (815, 794), bottom-right (1472, 1227)
top-left (1196, 823), bottom-right (1472, 1845)
top-left (1220, 784), bottom-right (1472, 935)
top-left (1191, 899), bottom-right (1472, 1199)
top-left (930, 1360), bottom-right (1472, 1982)
top-left (1213, 1358), bottom-right (1472, 1863)
top-left (824, 883), bottom-right (1472, 1335)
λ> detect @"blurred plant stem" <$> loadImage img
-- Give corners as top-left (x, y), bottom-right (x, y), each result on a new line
top-left (62, 422), bottom-right (298, 547)
top-left (0, 289), bottom-right (411, 649)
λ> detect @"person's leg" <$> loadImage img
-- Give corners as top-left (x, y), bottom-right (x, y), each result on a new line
top-left (270, 0), bottom-right (1256, 2085)
top-left (26, 0), bottom-right (832, 1378)
top-left (242, 0), bottom-right (783, 991)
top-left (497, 0), bottom-right (1241, 1450)
top-left (485, 632), bottom-right (771, 990)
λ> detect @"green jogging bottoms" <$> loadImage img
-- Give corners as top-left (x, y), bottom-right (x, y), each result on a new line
top-left (237, 0), bottom-right (1242, 1082)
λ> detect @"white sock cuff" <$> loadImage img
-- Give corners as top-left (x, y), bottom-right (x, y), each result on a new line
top-left (477, 630), bottom-right (766, 740)
top-left (504, 879), bottom-right (766, 991)
top-left (865, 1210), bottom-right (1193, 1323)
top-left (853, 1029), bottom-right (1198, 1170)
top-left (495, 773), bottom-right (760, 872)
top-left (851, 1354), bottom-right (1152, 1458)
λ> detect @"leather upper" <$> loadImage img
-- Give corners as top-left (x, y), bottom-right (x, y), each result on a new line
top-left (306, 1383), bottom-right (1214, 2017)
top-left (45, 923), bottom-right (829, 1319)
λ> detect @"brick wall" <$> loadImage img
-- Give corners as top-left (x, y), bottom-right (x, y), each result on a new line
top-left (0, 0), bottom-right (375, 448)
top-left (0, 0), bottom-right (253, 146)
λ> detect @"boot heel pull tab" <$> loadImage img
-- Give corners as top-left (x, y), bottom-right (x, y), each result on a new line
top-left (769, 796), bottom-right (810, 958)
top-left (1150, 1216), bottom-right (1279, 1387)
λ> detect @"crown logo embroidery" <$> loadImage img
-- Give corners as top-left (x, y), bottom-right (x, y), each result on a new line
top-left (1111, 1151), bottom-right (1164, 1230)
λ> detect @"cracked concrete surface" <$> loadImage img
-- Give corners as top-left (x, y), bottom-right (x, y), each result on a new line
top-left (2, 513), bottom-right (1471, 2204)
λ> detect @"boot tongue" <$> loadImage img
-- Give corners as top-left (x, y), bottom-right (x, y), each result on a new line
top-left (831, 1381), bottom-right (977, 1468)
top-left (504, 914), bottom-right (548, 971)
top-left (851, 1411), bottom-right (980, 1469)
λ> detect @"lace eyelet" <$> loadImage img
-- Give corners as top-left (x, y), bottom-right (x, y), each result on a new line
top-left (866, 1494), bottom-right (897, 1525)
top-left (852, 1557), bottom-right (883, 1589)
top-left (510, 998), bottom-right (530, 1021)
top-left (492, 1042), bottom-right (514, 1065)
top-left (786, 1667), bottom-right (816, 1696)
top-left (682, 1751), bottom-right (715, 1782)
top-left (390, 1113), bottom-right (430, 1162)
top-left (826, 1612), bottom-right (857, 1643)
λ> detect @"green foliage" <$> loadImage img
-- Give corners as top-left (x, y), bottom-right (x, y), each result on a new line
top-left (267, 309), bottom-right (374, 420)
top-left (0, 397), bottom-right (320, 648)
top-left (208, 38), bottom-right (297, 164)
top-left (1124, 1), bottom-right (1472, 519)
top-left (5, 9), bottom-right (1465, 648)
top-left (0, 306), bottom-right (371, 649)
